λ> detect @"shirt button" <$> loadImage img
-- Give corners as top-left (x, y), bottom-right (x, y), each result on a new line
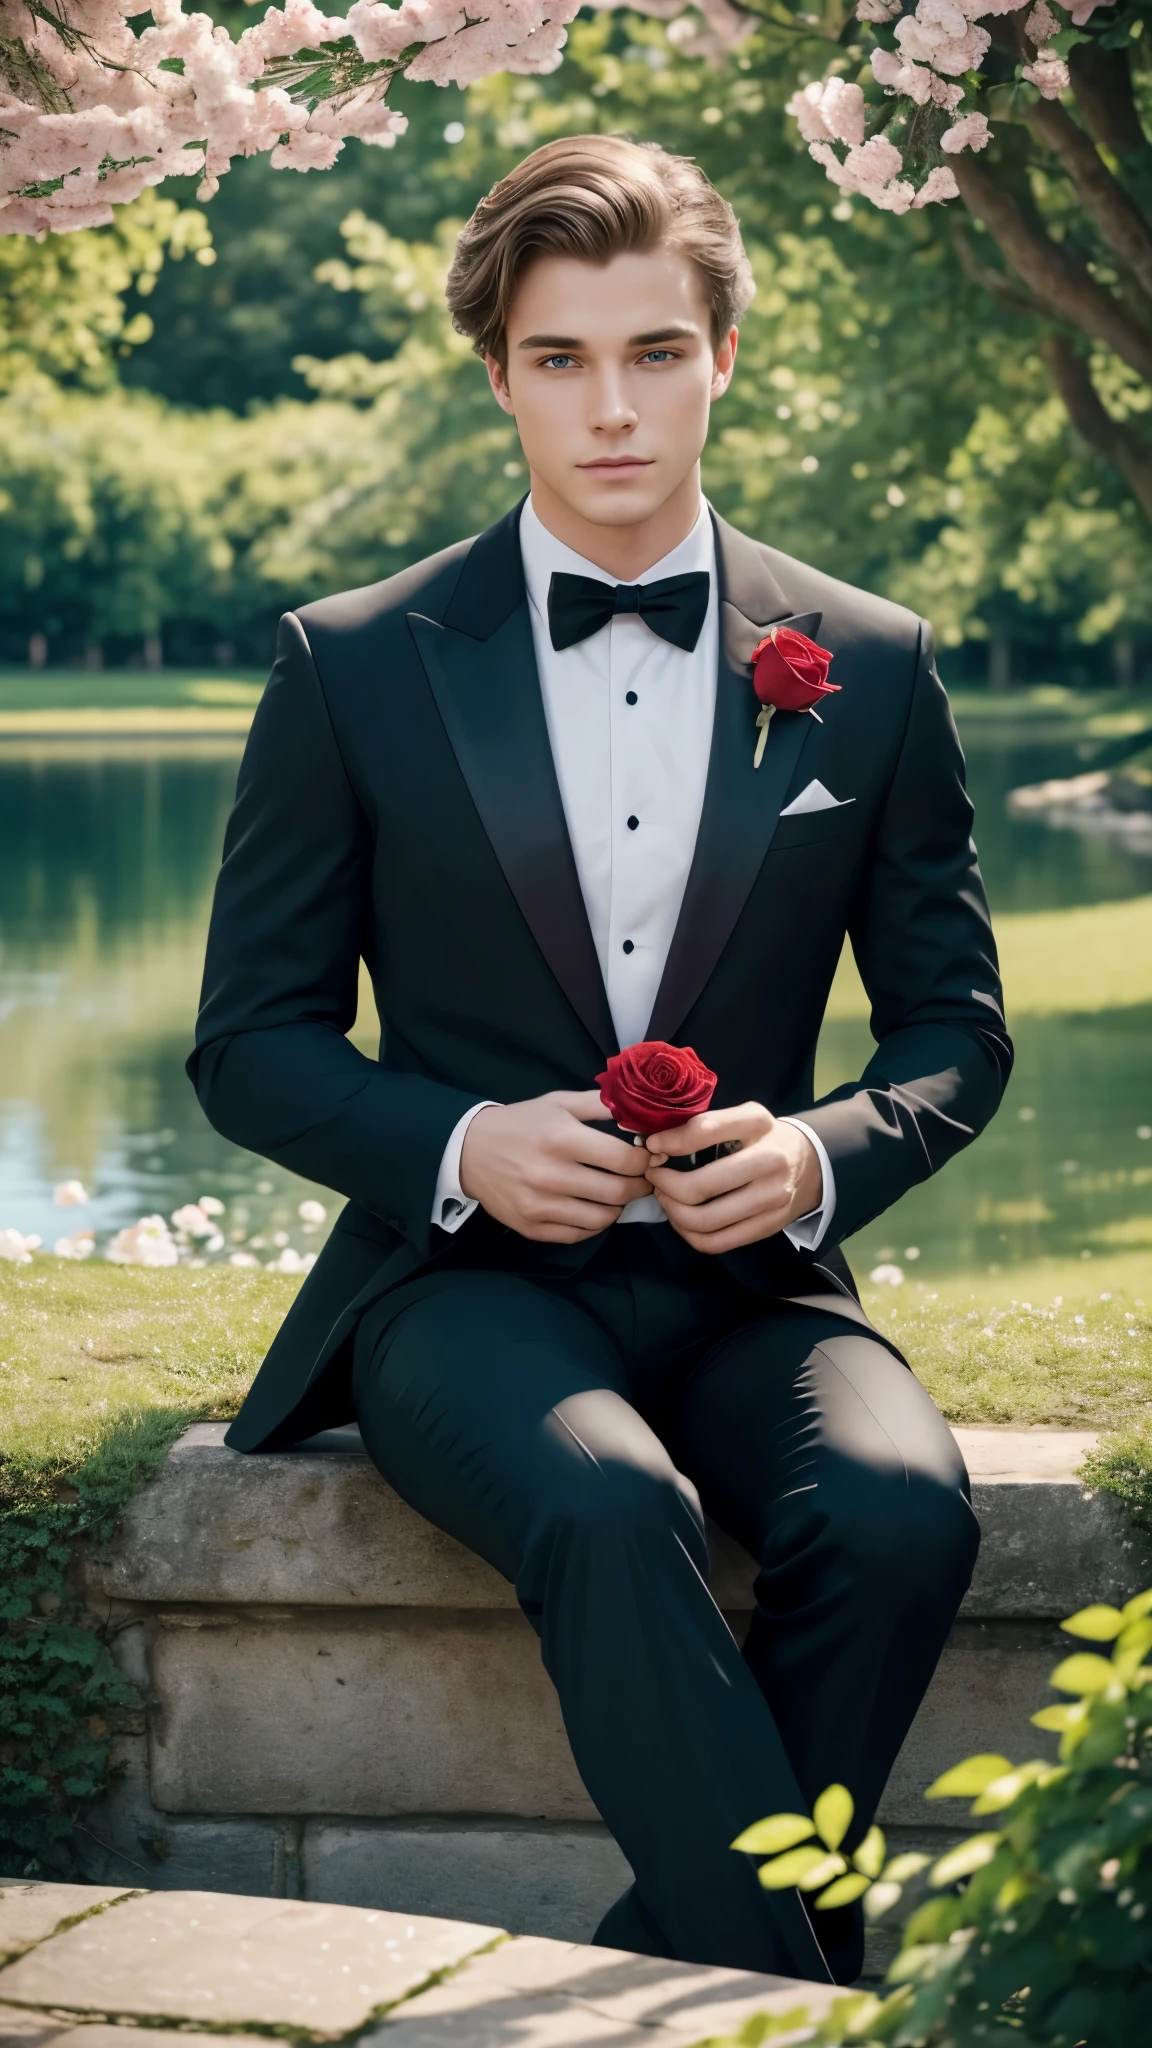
top-left (627, 815), bottom-right (639, 831)
top-left (622, 939), bottom-right (635, 955)
top-left (625, 691), bottom-right (638, 705)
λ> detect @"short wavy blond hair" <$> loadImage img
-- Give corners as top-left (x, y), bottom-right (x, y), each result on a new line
top-left (446, 134), bottom-right (755, 365)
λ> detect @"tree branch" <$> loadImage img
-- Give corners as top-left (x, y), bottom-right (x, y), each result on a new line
top-left (951, 154), bottom-right (1152, 385)
top-left (1042, 331), bottom-right (1152, 520)
top-left (949, 214), bottom-right (1043, 319)
top-left (1024, 94), bottom-right (1152, 303)
top-left (1067, 40), bottom-right (1150, 166)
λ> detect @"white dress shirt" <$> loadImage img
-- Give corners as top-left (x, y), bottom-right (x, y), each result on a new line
top-left (432, 496), bottom-right (835, 1243)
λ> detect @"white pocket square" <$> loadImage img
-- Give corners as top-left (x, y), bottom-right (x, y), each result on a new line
top-left (779, 779), bottom-right (855, 817)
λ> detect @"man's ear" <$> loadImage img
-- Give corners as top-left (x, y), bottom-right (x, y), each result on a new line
top-left (485, 352), bottom-right (516, 416)
top-left (710, 325), bottom-right (738, 403)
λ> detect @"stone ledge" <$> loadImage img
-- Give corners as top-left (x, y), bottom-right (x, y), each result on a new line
top-left (0, 1883), bottom-right (836, 2045)
top-left (84, 1423), bottom-right (1152, 1620)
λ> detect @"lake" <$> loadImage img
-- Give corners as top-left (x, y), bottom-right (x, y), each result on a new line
top-left (1, 709), bottom-right (1149, 1279)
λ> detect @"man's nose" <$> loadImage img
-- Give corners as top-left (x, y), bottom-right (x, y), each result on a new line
top-left (588, 369), bottom-right (638, 433)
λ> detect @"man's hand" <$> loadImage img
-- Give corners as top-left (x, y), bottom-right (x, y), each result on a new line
top-left (460, 1090), bottom-right (650, 1242)
top-left (643, 1103), bottom-right (822, 1254)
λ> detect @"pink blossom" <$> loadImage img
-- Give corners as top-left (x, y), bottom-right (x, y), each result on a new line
top-left (941, 111), bottom-right (991, 153)
top-left (1023, 49), bottom-right (1070, 97)
top-left (786, 78), bottom-right (866, 148)
top-left (856, 0), bottom-right (902, 18)
top-left (54, 1230), bottom-right (95, 1261)
top-left (1024, 0), bottom-right (1059, 41)
top-left (53, 1180), bottom-right (90, 1207)
top-left (895, 0), bottom-right (991, 75)
top-left (913, 164), bottom-right (961, 204)
top-left (106, 1215), bottom-right (178, 1266)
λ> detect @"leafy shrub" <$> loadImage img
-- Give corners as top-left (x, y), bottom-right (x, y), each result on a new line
top-left (721, 1590), bottom-right (1152, 2045)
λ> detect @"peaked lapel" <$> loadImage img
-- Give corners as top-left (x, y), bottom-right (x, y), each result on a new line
top-left (408, 504), bottom-right (616, 1058)
top-left (647, 515), bottom-right (822, 1045)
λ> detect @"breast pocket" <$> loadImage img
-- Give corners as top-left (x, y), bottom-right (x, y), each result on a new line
top-left (770, 802), bottom-right (860, 852)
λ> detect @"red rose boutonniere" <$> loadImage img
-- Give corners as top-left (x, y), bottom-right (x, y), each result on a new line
top-left (749, 626), bottom-right (839, 767)
top-left (596, 1040), bottom-right (718, 1138)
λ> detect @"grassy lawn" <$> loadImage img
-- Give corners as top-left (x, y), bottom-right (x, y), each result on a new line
top-left (0, 668), bottom-right (264, 736)
top-left (2, 1250), bottom-right (1149, 1499)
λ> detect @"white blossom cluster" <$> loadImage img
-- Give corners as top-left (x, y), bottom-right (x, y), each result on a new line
top-left (0, 1185), bottom-right (327, 1269)
top-left (0, 0), bottom-right (580, 234)
top-left (781, 0), bottom-right (1112, 214)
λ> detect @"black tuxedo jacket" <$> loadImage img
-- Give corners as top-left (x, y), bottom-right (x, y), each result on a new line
top-left (189, 504), bottom-right (1011, 1453)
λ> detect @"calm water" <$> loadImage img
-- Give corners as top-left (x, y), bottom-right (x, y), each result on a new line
top-left (1, 721), bottom-right (1149, 1277)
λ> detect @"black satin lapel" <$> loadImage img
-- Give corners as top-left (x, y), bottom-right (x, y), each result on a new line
top-left (647, 654), bottom-right (817, 1044)
top-left (408, 605), bottom-right (616, 1057)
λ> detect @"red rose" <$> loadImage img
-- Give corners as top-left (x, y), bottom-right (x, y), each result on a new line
top-left (596, 1040), bottom-right (718, 1137)
top-left (751, 626), bottom-right (839, 713)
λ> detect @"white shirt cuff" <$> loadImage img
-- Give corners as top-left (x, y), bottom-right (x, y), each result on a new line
top-left (778, 1117), bottom-right (836, 1253)
top-left (432, 1101), bottom-right (499, 1234)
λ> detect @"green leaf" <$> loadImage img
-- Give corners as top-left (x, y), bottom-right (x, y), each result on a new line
top-left (1031, 1701), bottom-right (1087, 1732)
top-left (1050, 1652), bottom-right (1117, 1695)
top-left (925, 1753), bottom-right (1012, 1799)
top-left (731, 1813), bottom-right (814, 1855)
top-left (1121, 1588), bottom-right (1152, 1622)
top-left (863, 1879), bottom-right (905, 1921)
top-left (853, 1824), bottom-right (886, 1879)
top-left (930, 1833), bottom-right (1002, 1886)
top-left (757, 1845), bottom-right (846, 1890)
top-left (1114, 1616), bottom-right (1152, 1676)
top-left (972, 1761), bottom-right (1049, 1813)
top-left (1061, 1604), bottom-right (1125, 1641)
top-left (813, 1782), bottom-right (854, 1851)
top-left (883, 1852), bottom-right (931, 1883)
top-left (796, 1851), bottom-right (850, 1893)
top-left (814, 1871), bottom-right (872, 1910)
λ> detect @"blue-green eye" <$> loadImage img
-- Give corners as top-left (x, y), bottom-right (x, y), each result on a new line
top-left (641, 350), bottom-right (676, 363)
top-left (542, 354), bottom-right (577, 369)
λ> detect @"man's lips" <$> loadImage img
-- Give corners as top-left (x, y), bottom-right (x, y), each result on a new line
top-left (578, 457), bottom-right (655, 472)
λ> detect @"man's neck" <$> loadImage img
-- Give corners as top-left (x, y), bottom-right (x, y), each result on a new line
top-left (527, 470), bottom-right (704, 582)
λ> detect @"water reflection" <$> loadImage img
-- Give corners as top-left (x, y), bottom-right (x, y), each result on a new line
top-left (0, 723), bottom-right (1149, 1274)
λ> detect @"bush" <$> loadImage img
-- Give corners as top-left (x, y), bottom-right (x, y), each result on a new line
top-left (723, 1591), bottom-right (1152, 2045)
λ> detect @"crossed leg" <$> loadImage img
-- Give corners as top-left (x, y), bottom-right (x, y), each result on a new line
top-left (351, 1272), bottom-right (977, 1983)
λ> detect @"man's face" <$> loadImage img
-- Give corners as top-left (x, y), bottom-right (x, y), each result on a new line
top-left (486, 245), bottom-right (737, 531)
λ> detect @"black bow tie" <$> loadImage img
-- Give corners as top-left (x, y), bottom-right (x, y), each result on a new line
top-left (547, 569), bottom-right (710, 654)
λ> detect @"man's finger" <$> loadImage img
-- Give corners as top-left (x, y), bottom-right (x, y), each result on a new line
top-left (645, 1150), bottom-right (756, 1207)
top-left (558, 1089), bottom-right (622, 1123)
top-left (656, 1184), bottom-right (784, 1236)
top-left (645, 1103), bottom-right (768, 1156)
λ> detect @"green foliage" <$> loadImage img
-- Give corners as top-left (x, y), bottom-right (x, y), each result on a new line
top-left (720, 1591), bottom-right (1152, 2044)
top-left (0, 192), bottom-right (212, 394)
top-left (0, 1259), bottom-right (296, 1876)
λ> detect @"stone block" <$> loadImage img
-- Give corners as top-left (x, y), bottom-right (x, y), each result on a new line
top-left (369, 1932), bottom-right (839, 2048)
top-left (0, 1892), bottom-right (501, 2035)
top-left (0, 1884), bottom-right (132, 1966)
top-left (76, 1734), bottom-right (301, 1897)
top-left (878, 1620), bottom-right (1065, 1828)
top-left (148, 1610), bottom-right (592, 1820)
top-left (302, 1820), bottom-right (631, 1942)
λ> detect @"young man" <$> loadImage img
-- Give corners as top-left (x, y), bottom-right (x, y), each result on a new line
top-left (189, 136), bottom-right (1011, 1988)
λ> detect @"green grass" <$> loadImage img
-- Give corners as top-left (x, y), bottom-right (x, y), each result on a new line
top-left (1, 1250), bottom-right (1148, 1484)
top-left (947, 682), bottom-right (1152, 735)
top-left (825, 894), bottom-right (1152, 1019)
top-left (0, 1262), bottom-right (297, 1494)
top-left (0, 667), bottom-right (264, 712)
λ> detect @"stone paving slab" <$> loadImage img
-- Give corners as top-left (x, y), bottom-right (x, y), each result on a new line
top-left (370, 1933), bottom-right (837, 2048)
top-left (0, 2004), bottom-right (60, 2045)
top-left (42, 2033), bottom-right (270, 2048)
top-left (0, 1885), bottom-right (133, 1965)
top-left (0, 1891), bottom-right (501, 2036)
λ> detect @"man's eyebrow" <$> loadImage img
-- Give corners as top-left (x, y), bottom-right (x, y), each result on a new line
top-left (629, 325), bottom-right (697, 345)
top-left (515, 324), bottom-right (699, 351)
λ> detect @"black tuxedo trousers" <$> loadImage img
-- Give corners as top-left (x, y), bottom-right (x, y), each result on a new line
top-left (351, 1224), bottom-right (979, 1986)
